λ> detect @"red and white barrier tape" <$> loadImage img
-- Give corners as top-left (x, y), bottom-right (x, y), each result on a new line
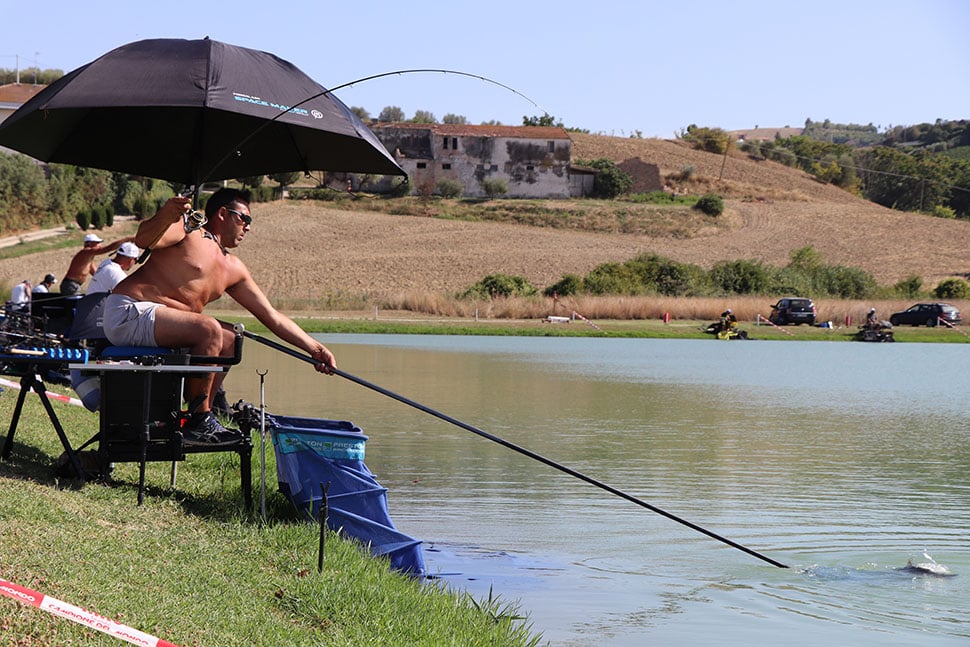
top-left (937, 317), bottom-right (969, 337)
top-left (0, 576), bottom-right (180, 647)
top-left (0, 377), bottom-right (84, 408)
top-left (571, 310), bottom-right (603, 332)
top-left (756, 314), bottom-right (794, 336)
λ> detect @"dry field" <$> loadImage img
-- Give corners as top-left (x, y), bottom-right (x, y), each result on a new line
top-left (2, 134), bottom-right (969, 315)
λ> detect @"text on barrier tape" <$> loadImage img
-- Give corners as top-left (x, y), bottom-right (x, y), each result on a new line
top-left (0, 577), bottom-right (180, 647)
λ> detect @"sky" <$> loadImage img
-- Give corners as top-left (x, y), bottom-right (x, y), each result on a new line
top-left (1, 0), bottom-right (967, 138)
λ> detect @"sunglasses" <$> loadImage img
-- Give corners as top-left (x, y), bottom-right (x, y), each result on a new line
top-left (226, 208), bottom-right (252, 227)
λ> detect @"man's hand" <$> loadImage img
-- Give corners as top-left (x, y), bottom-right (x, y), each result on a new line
top-left (160, 195), bottom-right (192, 223)
top-left (309, 344), bottom-right (337, 375)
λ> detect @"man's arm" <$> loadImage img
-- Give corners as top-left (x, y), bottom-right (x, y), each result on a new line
top-left (96, 235), bottom-right (136, 256)
top-left (133, 196), bottom-right (191, 251)
top-left (226, 266), bottom-right (336, 373)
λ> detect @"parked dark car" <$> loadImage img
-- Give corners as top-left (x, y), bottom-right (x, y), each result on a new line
top-left (769, 297), bottom-right (817, 325)
top-left (889, 303), bottom-right (962, 327)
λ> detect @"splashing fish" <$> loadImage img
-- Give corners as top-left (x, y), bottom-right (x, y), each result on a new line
top-left (897, 551), bottom-right (955, 577)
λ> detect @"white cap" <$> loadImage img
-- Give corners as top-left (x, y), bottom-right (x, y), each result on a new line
top-left (116, 241), bottom-right (141, 258)
top-left (84, 233), bottom-right (103, 243)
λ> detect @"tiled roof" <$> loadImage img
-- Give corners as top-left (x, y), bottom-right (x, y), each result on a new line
top-left (374, 122), bottom-right (570, 139)
top-left (0, 83), bottom-right (45, 104)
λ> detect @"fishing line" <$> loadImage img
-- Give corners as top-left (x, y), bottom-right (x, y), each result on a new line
top-left (202, 68), bottom-right (548, 186)
top-left (240, 329), bottom-right (789, 569)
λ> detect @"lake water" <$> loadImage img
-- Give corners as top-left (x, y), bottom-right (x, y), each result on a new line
top-left (226, 335), bottom-right (970, 646)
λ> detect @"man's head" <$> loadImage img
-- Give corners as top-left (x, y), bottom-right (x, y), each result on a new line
top-left (115, 241), bottom-right (141, 270)
top-left (83, 233), bottom-right (103, 248)
top-left (205, 188), bottom-right (252, 219)
top-left (204, 188), bottom-right (253, 248)
top-left (42, 274), bottom-right (56, 286)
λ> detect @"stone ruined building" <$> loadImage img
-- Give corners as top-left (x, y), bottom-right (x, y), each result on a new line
top-left (368, 123), bottom-right (586, 198)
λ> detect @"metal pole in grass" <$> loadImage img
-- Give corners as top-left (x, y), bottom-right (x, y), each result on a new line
top-left (318, 482), bottom-right (330, 573)
top-left (257, 369), bottom-right (268, 521)
top-left (243, 330), bottom-right (789, 569)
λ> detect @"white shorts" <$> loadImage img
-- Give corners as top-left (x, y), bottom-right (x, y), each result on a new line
top-left (102, 293), bottom-right (161, 347)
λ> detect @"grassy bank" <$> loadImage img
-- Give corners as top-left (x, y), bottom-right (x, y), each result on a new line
top-left (219, 311), bottom-right (970, 344)
top-left (0, 393), bottom-right (541, 646)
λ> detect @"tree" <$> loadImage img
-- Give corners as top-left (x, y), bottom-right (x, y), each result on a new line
top-left (522, 114), bottom-right (564, 128)
top-left (410, 110), bottom-right (437, 124)
top-left (237, 175), bottom-right (265, 189)
top-left (350, 106), bottom-right (370, 121)
top-left (378, 105), bottom-right (405, 122)
top-left (270, 172), bottom-right (302, 189)
top-left (442, 113), bottom-right (468, 124)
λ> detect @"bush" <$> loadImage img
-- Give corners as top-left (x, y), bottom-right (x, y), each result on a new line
top-left (694, 194), bottom-right (724, 216)
top-left (389, 176), bottom-right (411, 198)
top-left (481, 178), bottom-right (508, 199)
top-left (932, 204), bottom-right (956, 219)
top-left (543, 274), bottom-right (583, 297)
top-left (436, 178), bottom-right (463, 198)
top-left (90, 203), bottom-right (106, 229)
top-left (770, 147), bottom-right (798, 167)
top-left (685, 126), bottom-right (731, 154)
top-left (75, 207), bottom-right (91, 231)
top-left (582, 262), bottom-right (641, 295)
top-left (894, 274), bottom-right (923, 298)
top-left (584, 159), bottom-right (633, 199)
top-left (814, 264), bottom-right (876, 299)
top-left (934, 277), bottom-right (970, 299)
top-left (462, 273), bottom-right (537, 299)
top-left (710, 259), bottom-right (777, 294)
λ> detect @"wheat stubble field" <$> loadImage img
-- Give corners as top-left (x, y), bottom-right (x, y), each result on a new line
top-left (2, 133), bottom-right (968, 306)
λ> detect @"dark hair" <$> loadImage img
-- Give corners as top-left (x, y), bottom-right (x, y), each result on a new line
top-left (204, 188), bottom-right (252, 219)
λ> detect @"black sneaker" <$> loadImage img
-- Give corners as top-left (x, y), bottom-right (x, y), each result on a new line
top-left (182, 411), bottom-right (245, 447)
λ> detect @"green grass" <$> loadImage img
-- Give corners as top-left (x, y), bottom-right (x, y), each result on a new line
top-left (222, 313), bottom-right (970, 343)
top-left (0, 393), bottom-right (541, 646)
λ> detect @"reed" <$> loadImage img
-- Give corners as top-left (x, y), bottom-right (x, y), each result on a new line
top-left (376, 292), bottom-right (957, 326)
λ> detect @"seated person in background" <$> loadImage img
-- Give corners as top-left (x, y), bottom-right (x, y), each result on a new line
top-left (9, 279), bottom-right (31, 310)
top-left (31, 274), bottom-right (57, 294)
top-left (102, 189), bottom-right (336, 446)
top-left (865, 307), bottom-right (878, 328)
top-left (720, 308), bottom-right (737, 331)
top-left (87, 242), bottom-right (141, 294)
top-left (60, 233), bottom-right (135, 295)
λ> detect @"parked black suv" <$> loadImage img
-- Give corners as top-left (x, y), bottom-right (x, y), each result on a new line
top-left (889, 303), bottom-right (961, 327)
top-left (769, 297), bottom-right (817, 326)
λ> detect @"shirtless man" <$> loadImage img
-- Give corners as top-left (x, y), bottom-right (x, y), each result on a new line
top-left (60, 233), bottom-right (135, 295)
top-left (102, 188), bottom-right (336, 445)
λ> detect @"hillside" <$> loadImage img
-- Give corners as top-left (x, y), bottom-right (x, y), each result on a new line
top-left (1, 134), bottom-right (968, 301)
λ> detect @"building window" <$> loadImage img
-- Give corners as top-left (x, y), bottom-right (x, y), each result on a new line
top-left (416, 162), bottom-right (427, 169)
top-left (442, 137), bottom-right (449, 149)
top-left (526, 165), bottom-right (535, 171)
top-left (452, 137), bottom-right (458, 149)
top-left (548, 141), bottom-right (555, 153)
top-left (442, 163), bottom-right (451, 170)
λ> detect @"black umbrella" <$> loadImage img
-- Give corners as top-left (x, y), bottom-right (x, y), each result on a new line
top-left (0, 37), bottom-right (404, 184)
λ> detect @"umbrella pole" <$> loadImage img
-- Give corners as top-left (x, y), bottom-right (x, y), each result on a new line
top-left (240, 330), bottom-right (789, 569)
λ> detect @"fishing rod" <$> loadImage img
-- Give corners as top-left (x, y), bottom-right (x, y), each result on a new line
top-left (241, 329), bottom-right (789, 569)
top-left (202, 68), bottom-right (548, 187)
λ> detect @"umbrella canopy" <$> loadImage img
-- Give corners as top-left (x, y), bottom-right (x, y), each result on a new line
top-left (0, 37), bottom-right (405, 184)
